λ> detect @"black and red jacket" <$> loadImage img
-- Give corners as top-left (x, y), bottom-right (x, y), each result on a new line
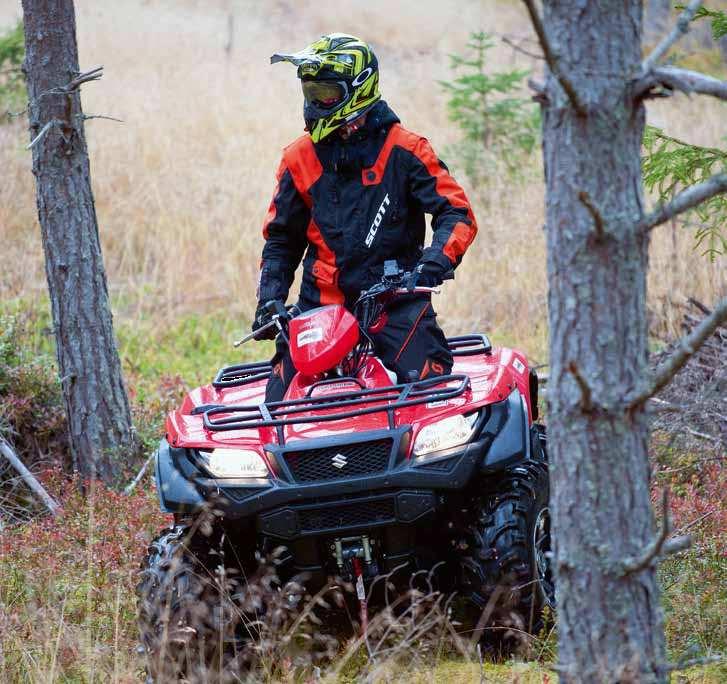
top-left (258, 101), bottom-right (477, 310)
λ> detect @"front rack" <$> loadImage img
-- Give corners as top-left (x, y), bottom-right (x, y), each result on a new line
top-left (202, 373), bottom-right (470, 437)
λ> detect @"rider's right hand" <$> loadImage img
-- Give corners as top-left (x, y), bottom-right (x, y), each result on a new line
top-left (251, 303), bottom-right (277, 341)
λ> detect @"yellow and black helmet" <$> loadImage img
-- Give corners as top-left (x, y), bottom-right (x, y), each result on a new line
top-left (271, 33), bottom-right (381, 143)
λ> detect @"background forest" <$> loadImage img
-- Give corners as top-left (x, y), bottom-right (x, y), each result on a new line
top-left (0, 0), bottom-right (725, 681)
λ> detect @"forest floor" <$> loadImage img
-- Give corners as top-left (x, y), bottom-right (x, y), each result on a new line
top-left (1, 302), bottom-right (725, 683)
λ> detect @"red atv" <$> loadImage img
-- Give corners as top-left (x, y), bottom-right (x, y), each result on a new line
top-left (137, 261), bottom-right (552, 677)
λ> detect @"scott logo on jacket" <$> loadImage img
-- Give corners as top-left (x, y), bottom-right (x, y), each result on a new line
top-left (365, 193), bottom-right (390, 248)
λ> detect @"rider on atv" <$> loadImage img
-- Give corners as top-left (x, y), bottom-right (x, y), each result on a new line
top-left (254, 33), bottom-right (478, 402)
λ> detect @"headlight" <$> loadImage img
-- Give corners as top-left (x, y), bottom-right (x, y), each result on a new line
top-left (412, 413), bottom-right (478, 457)
top-left (197, 449), bottom-right (269, 479)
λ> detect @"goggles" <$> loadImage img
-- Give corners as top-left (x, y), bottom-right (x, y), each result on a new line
top-left (301, 80), bottom-right (346, 108)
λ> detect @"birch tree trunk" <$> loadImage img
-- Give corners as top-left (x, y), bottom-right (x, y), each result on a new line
top-left (539, 2), bottom-right (665, 681)
top-left (22, 0), bottom-right (134, 483)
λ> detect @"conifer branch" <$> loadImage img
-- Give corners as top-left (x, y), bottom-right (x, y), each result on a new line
top-left (642, 0), bottom-right (703, 74)
top-left (638, 173), bottom-right (727, 232)
top-left (521, 0), bottom-right (586, 115)
top-left (626, 296), bottom-right (727, 408)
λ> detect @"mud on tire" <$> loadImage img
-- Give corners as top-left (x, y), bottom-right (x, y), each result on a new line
top-left (136, 525), bottom-right (245, 682)
top-left (460, 431), bottom-right (553, 653)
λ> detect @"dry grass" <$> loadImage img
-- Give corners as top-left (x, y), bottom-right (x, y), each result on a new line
top-left (1, 0), bottom-right (725, 365)
top-left (0, 0), bottom-right (727, 358)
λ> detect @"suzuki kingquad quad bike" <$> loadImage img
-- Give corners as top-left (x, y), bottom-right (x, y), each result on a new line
top-left (137, 261), bottom-right (553, 679)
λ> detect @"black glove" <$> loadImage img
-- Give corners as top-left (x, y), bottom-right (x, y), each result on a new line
top-left (406, 261), bottom-right (448, 291)
top-left (251, 303), bottom-right (277, 341)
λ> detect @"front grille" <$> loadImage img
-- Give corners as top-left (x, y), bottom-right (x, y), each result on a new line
top-left (298, 498), bottom-right (396, 533)
top-left (283, 439), bottom-right (392, 483)
top-left (221, 487), bottom-right (267, 503)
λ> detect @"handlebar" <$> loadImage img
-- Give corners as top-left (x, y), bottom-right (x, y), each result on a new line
top-left (236, 260), bottom-right (450, 347)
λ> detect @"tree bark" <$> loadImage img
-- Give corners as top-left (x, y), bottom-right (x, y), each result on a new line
top-left (21, 0), bottom-right (134, 483)
top-left (539, 2), bottom-right (666, 682)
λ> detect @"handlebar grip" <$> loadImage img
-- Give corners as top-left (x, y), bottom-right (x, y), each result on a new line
top-left (264, 299), bottom-right (288, 317)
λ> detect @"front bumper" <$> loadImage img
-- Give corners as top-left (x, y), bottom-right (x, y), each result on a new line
top-left (155, 390), bottom-right (531, 538)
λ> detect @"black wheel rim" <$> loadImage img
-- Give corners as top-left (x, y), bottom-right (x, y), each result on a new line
top-left (533, 506), bottom-right (554, 606)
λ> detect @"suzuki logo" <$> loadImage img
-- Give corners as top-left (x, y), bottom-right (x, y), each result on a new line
top-left (331, 453), bottom-right (348, 469)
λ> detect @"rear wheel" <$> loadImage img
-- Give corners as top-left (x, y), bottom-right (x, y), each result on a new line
top-left (460, 451), bottom-right (553, 653)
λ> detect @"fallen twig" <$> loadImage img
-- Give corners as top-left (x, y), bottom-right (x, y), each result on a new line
top-left (124, 453), bottom-right (154, 495)
top-left (0, 437), bottom-right (59, 516)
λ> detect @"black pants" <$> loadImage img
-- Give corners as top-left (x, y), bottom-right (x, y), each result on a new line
top-left (265, 296), bottom-right (453, 403)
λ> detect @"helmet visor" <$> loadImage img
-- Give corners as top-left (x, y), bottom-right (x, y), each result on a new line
top-left (301, 80), bottom-right (345, 108)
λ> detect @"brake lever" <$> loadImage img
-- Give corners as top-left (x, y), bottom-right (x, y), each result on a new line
top-left (233, 301), bottom-right (298, 347)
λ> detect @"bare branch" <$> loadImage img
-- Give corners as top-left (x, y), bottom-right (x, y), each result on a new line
top-left (521, 0), bottom-right (586, 115)
top-left (635, 65), bottom-right (727, 101)
top-left (642, 0), bottom-right (703, 74)
top-left (578, 191), bottom-right (606, 243)
top-left (567, 361), bottom-right (593, 412)
top-left (80, 114), bottom-right (124, 123)
top-left (501, 35), bottom-right (544, 60)
top-left (627, 296), bottom-right (727, 407)
top-left (638, 174), bottom-right (727, 233)
top-left (34, 66), bottom-right (104, 103)
top-left (619, 489), bottom-right (691, 576)
top-left (26, 119), bottom-right (58, 150)
top-left (65, 65), bottom-right (103, 92)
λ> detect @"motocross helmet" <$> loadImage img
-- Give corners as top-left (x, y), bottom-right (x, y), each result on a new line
top-left (271, 33), bottom-right (381, 143)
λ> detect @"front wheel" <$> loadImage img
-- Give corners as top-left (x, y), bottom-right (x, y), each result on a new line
top-left (460, 455), bottom-right (554, 652)
top-left (136, 525), bottom-right (245, 681)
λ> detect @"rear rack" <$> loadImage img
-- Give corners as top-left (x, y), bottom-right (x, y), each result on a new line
top-left (202, 373), bottom-right (470, 438)
top-left (211, 334), bottom-right (490, 388)
top-left (448, 334), bottom-right (492, 357)
top-left (212, 361), bottom-right (272, 389)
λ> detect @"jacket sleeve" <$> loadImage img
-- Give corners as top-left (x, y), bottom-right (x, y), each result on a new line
top-left (257, 158), bottom-right (310, 304)
top-left (405, 137), bottom-right (478, 271)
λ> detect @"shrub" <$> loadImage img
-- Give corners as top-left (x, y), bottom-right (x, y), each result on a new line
top-left (441, 31), bottom-right (540, 183)
top-left (0, 313), bottom-right (69, 468)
